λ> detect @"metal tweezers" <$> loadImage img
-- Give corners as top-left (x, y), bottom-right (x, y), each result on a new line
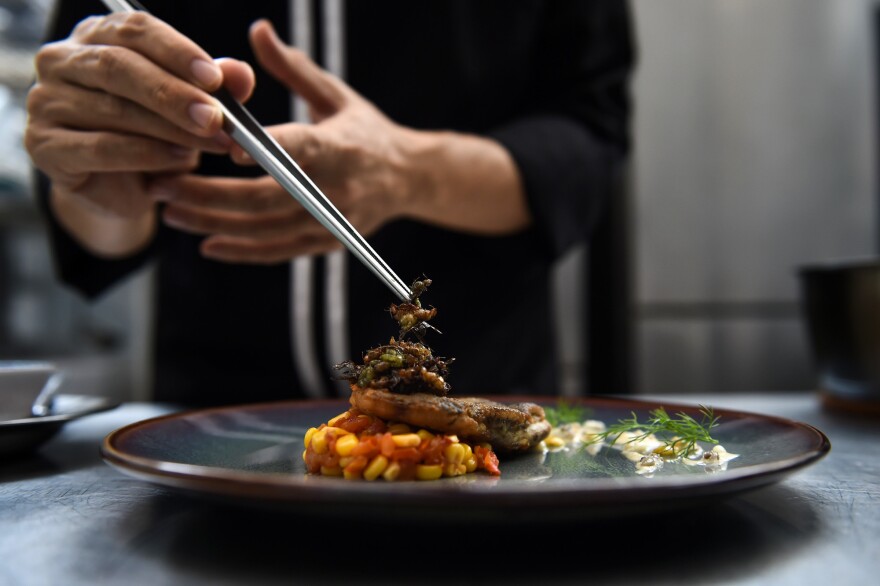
top-left (101, 0), bottom-right (414, 301)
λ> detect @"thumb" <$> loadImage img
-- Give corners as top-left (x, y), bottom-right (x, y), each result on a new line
top-left (249, 19), bottom-right (348, 121)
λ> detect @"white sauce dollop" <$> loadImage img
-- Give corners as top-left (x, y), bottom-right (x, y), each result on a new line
top-left (540, 420), bottom-right (739, 475)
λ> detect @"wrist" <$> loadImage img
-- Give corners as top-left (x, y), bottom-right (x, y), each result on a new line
top-left (392, 128), bottom-right (531, 234)
top-left (393, 128), bottom-right (445, 221)
top-left (50, 188), bottom-right (157, 258)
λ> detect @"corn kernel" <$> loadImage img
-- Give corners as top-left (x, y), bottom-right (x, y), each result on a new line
top-left (544, 435), bottom-right (566, 449)
top-left (443, 462), bottom-right (467, 477)
top-left (338, 456), bottom-right (354, 468)
top-left (343, 468), bottom-right (361, 480)
top-left (302, 449), bottom-right (307, 462)
top-left (444, 443), bottom-right (466, 465)
top-left (379, 462), bottom-right (399, 481)
top-left (416, 429), bottom-right (435, 441)
top-left (391, 433), bottom-right (422, 448)
top-left (388, 423), bottom-right (411, 435)
top-left (323, 426), bottom-right (350, 436)
top-left (416, 464), bottom-right (443, 480)
top-left (363, 455), bottom-right (389, 481)
top-left (464, 456), bottom-right (477, 473)
top-left (320, 465), bottom-right (342, 477)
top-left (311, 429), bottom-right (330, 454)
top-left (303, 427), bottom-right (319, 448)
top-left (334, 433), bottom-right (359, 457)
top-left (327, 411), bottom-right (350, 427)
top-left (447, 435), bottom-right (459, 443)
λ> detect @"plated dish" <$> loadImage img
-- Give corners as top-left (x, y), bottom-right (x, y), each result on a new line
top-left (1, 394), bottom-right (120, 459)
top-left (101, 396), bottom-right (830, 522)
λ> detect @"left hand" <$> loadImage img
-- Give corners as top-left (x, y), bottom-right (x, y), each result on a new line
top-left (151, 19), bottom-right (419, 264)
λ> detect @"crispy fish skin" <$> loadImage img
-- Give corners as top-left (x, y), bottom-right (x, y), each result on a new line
top-left (349, 386), bottom-right (551, 453)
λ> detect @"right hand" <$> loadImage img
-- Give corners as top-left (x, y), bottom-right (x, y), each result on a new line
top-left (24, 11), bottom-right (254, 220)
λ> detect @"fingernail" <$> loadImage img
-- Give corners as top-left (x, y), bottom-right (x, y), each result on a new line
top-left (191, 58), bottom-right (222, 88)
top-left (189, 102), bottom-right (219, 129)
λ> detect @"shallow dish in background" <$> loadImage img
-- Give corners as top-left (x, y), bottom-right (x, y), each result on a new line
top-left (101, 396), bottom-right (830, 523)
top-left (0, 394), bottom-right (120, 459)
top-left (0, 361), bottom-right (61, 420)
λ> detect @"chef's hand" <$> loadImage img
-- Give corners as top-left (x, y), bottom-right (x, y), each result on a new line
top-left (151, 19), bottom-right (419, 263)
top-left (153, 19), bottom-right (530, 264)
top-left (23, 11), bottom-right (254, 255)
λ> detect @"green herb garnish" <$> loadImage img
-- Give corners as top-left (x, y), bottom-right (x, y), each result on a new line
top-left (544, 400), bottom-right (591, 427)
top-left (587, 405), bottom-right (720, 458)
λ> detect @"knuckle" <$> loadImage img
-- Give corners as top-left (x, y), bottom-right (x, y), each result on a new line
top-left (92, 45), bottom-right (125, 82)
top-left (112, 12), bottom-right (152, 42)
top-left (71, 15), bottom-right (102, 39)
top-left (95, 91), bottom-right (124, 119)
top-left (22, 126), bottom-right (45, 161)
top-left (149, 77), bottom-right (175, 109)
top-left (33, 43), bottom-right (64, 80)
top-left (296, 133), bottom-right (321, 162)
top-left (83, 135), bottom-right (106, 164)
top-left (25, 84), bottom-right (48, 116)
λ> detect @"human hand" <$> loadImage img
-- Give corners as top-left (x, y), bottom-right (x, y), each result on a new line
top-left (151, 19), bottom-right (419, 264)
top-left (24, 11), bottom-right (255, 220)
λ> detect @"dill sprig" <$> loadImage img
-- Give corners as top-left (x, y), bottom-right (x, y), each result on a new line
top-left (588, 405), bottom-right (720, 457)
top-left (544, 400), bottom-right (590, 427)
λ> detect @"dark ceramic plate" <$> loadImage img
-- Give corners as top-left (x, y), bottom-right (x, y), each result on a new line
top-left (1, 394), bottom-right (120, 459)
top-left (101, 396), bottom-right (830, 522)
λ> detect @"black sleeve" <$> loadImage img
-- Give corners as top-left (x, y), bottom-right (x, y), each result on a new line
top-left (34, 0), bottom-right (158, 301)
top-left (488, 0), bottom-right (636, 260)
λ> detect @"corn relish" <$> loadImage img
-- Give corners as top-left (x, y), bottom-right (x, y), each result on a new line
top-left (303, 408), bottom-right (500, 480)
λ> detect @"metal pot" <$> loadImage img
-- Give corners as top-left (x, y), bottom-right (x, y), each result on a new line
top-left (799, 258), bottom-right (880, 415)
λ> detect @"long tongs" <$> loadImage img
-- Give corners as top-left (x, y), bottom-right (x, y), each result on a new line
top-left (101, 0), bottom-right (414, 301)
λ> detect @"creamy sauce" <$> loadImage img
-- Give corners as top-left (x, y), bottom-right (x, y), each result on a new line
top-left (540, 419), bottom-right (739, 476)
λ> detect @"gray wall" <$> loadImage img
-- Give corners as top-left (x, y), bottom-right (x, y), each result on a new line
top-left (631, 0), bottom-right (877, 393)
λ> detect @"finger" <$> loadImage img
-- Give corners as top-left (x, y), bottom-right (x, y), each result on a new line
top-left (27, 127), bottom-right (200, 182)
top-left (216, 58), bottom-right (256, 102)
top-left (161, 200), bottom-right (325, 239)
top-left (39, 41), bottom-right (224, 137)
top-left (249, 19), bottom-right (348, 119)
top-left (70, 12), bottom-right (222, 92)
top-left (149, 175), bottom-right (292, 212)
top-left (27, 82), bottom-right (229, 154)
top-left (200, 233), bottom-right (342, 264)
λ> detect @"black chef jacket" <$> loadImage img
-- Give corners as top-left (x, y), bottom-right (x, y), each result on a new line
top-left (37, 0), bottom-right (635, 407)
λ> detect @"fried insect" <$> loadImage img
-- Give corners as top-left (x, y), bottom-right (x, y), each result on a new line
top-left (335, 277), bottom-right (452, 396)
top-left (336, 338), bottom-right (454, 396)
top-left (391, 277), bottom-right (439, 342)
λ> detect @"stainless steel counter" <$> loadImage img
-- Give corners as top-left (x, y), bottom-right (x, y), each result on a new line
top-left (0, 392), bottom-right (877, 585)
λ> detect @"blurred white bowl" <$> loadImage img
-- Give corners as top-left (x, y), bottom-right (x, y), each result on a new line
top-left (0, 361), bottom-right (62, 420)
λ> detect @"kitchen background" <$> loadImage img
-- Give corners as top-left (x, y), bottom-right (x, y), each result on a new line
top-left (0, 0), bottom-right (875, 401)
